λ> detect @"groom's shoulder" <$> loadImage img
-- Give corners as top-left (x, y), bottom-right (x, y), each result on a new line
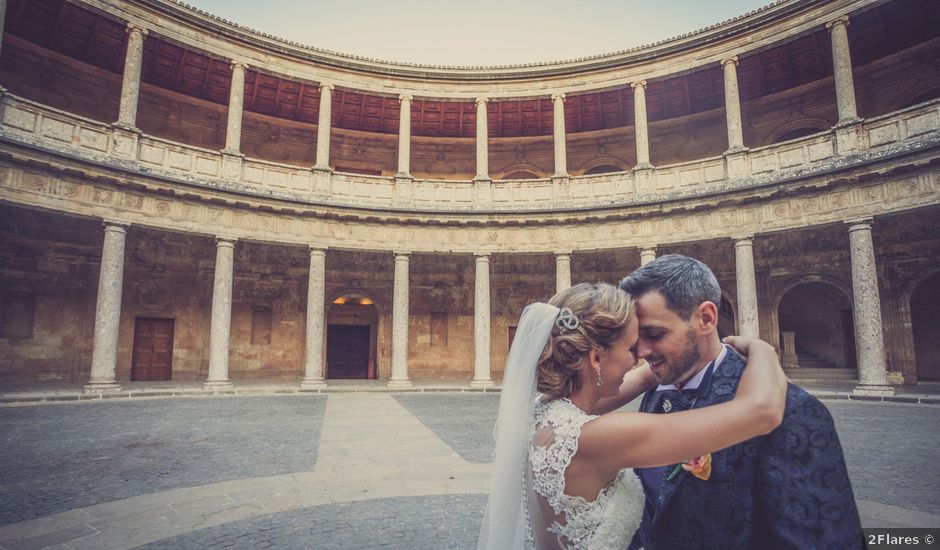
top-left (779, 381), bottom-right (837, 429)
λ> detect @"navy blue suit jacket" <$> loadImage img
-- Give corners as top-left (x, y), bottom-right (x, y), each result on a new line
top-left (628, 349), bottom-right (864, 550)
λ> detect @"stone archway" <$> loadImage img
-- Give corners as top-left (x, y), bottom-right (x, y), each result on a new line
top-left (326, 291), bottom-right (379, 380)
top-left (777, 281), bottom-right (857, 378)
top-left (910, 271), bottom-right (940, 381)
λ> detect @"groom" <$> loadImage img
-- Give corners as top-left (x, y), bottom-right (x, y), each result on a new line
top-left (620, 254), bottom-right (863, 549)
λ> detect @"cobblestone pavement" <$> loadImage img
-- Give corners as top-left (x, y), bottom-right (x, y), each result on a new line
top-left (0, 396), bottom-right (326, 525)
top-left (0, 393), bottom-right (937, 549)
top-left (392, 394), bottom-right (500, 463)
top-left (138, 494), bottom-right (485, 549)
top-left (828, 401), bottom-right (940, 514)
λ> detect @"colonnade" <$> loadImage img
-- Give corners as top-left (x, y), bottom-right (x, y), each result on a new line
top-left (81, 221), bottom-right (894, 396)
top-left (110, 15), bottom-right (863, 178)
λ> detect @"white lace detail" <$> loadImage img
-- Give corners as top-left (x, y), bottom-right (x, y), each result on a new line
top-left (528, 398), bottom-right (644, 550)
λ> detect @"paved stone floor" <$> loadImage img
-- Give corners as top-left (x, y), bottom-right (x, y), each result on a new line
top-left (0, 393), bottom-right (938, 549)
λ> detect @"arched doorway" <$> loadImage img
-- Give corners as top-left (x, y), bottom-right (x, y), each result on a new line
top-left (326, 292), bottom-right (379, 380)
top-left (778, 282), bottom-right (856, 377)
top-left (911, 271), bottom-right (940, 381)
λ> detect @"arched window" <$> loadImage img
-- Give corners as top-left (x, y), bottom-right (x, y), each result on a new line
top-left (502, 171), bottom-right (539, 180)
top-left (583, 164), bottom-right (623, 175)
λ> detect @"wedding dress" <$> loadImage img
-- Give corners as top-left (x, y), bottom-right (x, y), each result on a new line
top-left (477, 302), bottom-right (643, 550)
top-left (526, 397), bottom-right (644, 550)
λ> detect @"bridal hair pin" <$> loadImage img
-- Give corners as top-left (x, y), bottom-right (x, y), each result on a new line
top-left (555, 307), bottom-right (580, 332)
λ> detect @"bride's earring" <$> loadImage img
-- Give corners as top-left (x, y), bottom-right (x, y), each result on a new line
top-left (595, 369), bottom-right (603, 387)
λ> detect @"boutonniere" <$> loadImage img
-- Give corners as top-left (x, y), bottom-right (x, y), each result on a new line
top-left (665, 453), bottom-right (712, 481)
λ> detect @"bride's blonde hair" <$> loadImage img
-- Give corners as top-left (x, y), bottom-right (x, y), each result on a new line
top-left (536, 282), bottom-right (636, 399)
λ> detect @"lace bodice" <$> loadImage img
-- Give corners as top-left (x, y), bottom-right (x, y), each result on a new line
top-left (527, 398), bottom-right (644, 550)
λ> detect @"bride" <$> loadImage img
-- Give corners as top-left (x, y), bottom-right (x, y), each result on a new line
top-left (477, 282), bottom-right (786, 550)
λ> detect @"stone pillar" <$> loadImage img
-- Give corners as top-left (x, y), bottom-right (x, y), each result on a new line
top-left (0, 0), bottom-right (7, 59)
top-left (301, 247), bottom-right (327, 389)
top-left (552, 93), bottom-right (568, 177)
top-left (475, 98), bottom-right (489, 180)
top-left (828, 17), bottom-right (859, 124)
top-left (734, 236), bottom-right (760, 339)
top-left (847, 220), bottom-right (894, 395)
top-left (205, 237), bottom-right (237, 390)
top-left (315, 83), bottom-right (334, 171)
top-left (722, 57), bottom-right (746, 153)
top-left (632, 81), bottom-right (652, 169)
top-left (389, 252), bottom-right (412, 388)
top-left (639, 246), bottom-right (657, 266)
top-left (222, 61), bottom-right (248, 155)
top-left (781, 331), bottom-right (799, 370)
top-left (472, 253), bottom-right (494, 387)
top-left (397, 94), bottom-right (412, 177)
top-left (115, 24), bottom-right (148, 130)
top-left (555, 253), bottom-right (571, 293)
top-left (84, 220), bottom-right (129, 393)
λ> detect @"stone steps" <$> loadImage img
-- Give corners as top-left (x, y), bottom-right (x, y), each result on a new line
top-left (784, 367), bottom-right (858, 381)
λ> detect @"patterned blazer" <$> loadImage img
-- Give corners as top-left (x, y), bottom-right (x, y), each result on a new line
top-left (628, 348), bottom-right (865, 550)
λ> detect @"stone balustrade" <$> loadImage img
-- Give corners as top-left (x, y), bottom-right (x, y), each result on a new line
top-left (2, 92), bottom-right (939, 215)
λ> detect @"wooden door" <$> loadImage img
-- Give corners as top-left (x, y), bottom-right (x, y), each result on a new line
top-left (131, 318), bottom-right (174, 381)
top-left (327, 324), bottom-right (371, 379)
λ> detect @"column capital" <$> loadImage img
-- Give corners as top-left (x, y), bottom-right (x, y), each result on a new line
top-left (474, 252), bottom-right (492, 260)
top-left (393, 250), bottom-right (411, 258)
top-left (230, 60), bottom-right (249, 72)
top-left (125, 23), bottom-right (149, 37)
top-left (551, 92), bottom-right (566, 102)
top-left (845, 217), bottom-right (873, 230)
top-left (826, 15), bottom-right (850, 30)
top-left (631, 80), bottom-right (647, 90)
top-left (475, 97), bottom-right (489, 106)
top-left (398, 94), bottom-right (413, 103)
top-left (307, 246), bottom-right (327, 257)
top-left (215, 236), bottom-right (238, 247)
top-left (101, 219), bottom-right (130, 232)
top-left (721, 56), bottom-right (739, 67)
top-left (554, 251), bottom-right (572, 258)
top-left (319, 82), bottom-right (335, 92)
top-left (732, 234), bottom-right (755, 243)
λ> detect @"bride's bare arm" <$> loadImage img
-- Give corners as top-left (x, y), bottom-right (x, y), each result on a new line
top-left (579, 337), bottom-right (786, 474)
top-left (591, 362), bottom-right (659, 415)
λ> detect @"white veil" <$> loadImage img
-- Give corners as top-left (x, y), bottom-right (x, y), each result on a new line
top-left (477, 302), bottom-right (560, 550)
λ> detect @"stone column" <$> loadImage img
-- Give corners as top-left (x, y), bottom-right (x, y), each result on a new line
top-left (389, 252), bottom-right (412, 388)
top-left (472, 253), bottom-right (494, 387)
top-left (552, 93), bottom-right (568, 177)
top-left (639, 246), bottom-right (657, 266)
top-left (827, 17), bottom-right (859, 124)
top-left (301, 247), bottom-right (327, 389)
top-left (632, 81), bottom-right (652, 169)
top-left (475, 98), bottom-right (489, 180)
top-left (397, 94), bottom-right (412, 177)
top-left (781, 331), bottom-right (799, 370)
top-left (722, 57), bottom-right (746, 153)
top-left (205, 237), bottom-right (236, 390)
top-left (847, 220), bottom-right (893, 395)
top-left (115, 24), bottom-right (148, 130)
top-left (734, 236), bottom-right (760, 339)
top-left (315, 83), bottom-right (334, 171)
top-left (221, 61), bottom-right (248, 154)
top-left (84, 220), bottom-right (129, 393)
top-left (555, 253), bottom-right (571, 293)
top-left (0, 0), bottom-right (7, 59)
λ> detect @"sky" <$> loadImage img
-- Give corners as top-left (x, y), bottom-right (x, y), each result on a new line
top-left (184, 0), bottom-right (776, 66)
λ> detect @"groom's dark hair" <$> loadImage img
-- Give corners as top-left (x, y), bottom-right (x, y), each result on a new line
top-left (618, 254), bottom-right (721, 320)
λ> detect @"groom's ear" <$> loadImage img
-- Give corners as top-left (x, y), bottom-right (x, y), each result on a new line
top-left (695, 301), bottom-right (719, 336)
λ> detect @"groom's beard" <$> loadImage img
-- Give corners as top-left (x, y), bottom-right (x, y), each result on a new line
top-left (651, 328), bottom-right (702, 387)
